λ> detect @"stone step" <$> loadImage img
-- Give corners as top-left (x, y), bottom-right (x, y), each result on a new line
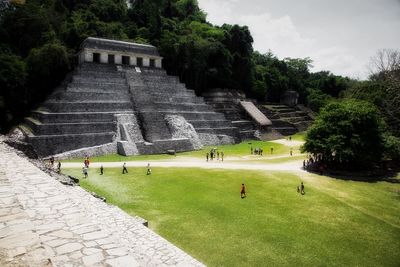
top-left (44, 101), bottom-right (133, 112)
top-left (188, 120), bottom-right (233, 128)
top-left (132, 84), bottom-right (189, 94)
top-left (79, 62), bottom-right (118, 71)
top-left (208, 103), bottom-right (241, 109)
top-left (142, 75), bottom-right (180, 83)
top-left (68, 82), bottom-right (128, 91)
top-left (32, 111), bottom-right (132, 123)
top-left (149, 94), bottom-right (204, 104)
top-left (134, 83), bottom-right (187, 91)
top-left (26, 117), bottom-right (116, 135)
top-left (50, 91), bottom-right (130, 101)
top-left (232, 120), bottom-right (255, 131)
top-left (272, 108), bottom-right (297, 114)
top-left (195, 127), bottom-right (238, 135)
top-left (271, 127), bottom-right (298, 136)
top-left (75, 70), bottom-right (124, 79)
top-left (270, 119), bottom-right (294, 127)
top-left (73, 76), bottom-right (127, 85)
top-left (164, 111), bottom-right (226, 121)
top-left (239, 130), bottom-right (257, 140)
top-left (145, 102), bottom-right (212, 112)
top-left (278, 111), bottom-right (308, 118)
top-left (282, 117), bottom-right (312, 124)
top-left (28, 132), bottom-right (115, 156)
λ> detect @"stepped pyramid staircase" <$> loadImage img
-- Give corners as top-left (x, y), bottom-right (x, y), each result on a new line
top-left (23, 63), bottom-right (133, 156)
top-left (257, 104), bottom-right (313, 135)
top-left (125, 67), bottom-right (239, 146)
top-left (22, 63), bottom-right (238, 157)
top-left (202, 89), bottom-right (261, 140)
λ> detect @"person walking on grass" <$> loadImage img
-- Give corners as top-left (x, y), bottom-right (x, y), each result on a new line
top-left (240, 183), bottom-right (246, 199)
top-left (122, 163), bottom-right (128, 174)
top-left (290, 148), bottom-right (293, 156)
top-left (100, 165), bottom-right (104, 175)
top-left (270, 147), bottom-right (274, 154)
top-left (300, 182), bottom-right (305, 195)
top-left (206, 153), bottom-right (209, 162)
top-left (221, 151), bottom-right (224, 162)
top-left (147, 163), bottom-right (152, 175)
top-left (82, 166), bottom-right (88, 178)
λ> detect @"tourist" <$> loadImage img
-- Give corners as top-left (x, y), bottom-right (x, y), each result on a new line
top-left (100, 165), bottom-right (104, 175)
top-left (290, 148), bottom-right (293, 156)
top-left (240, 183), bottom-right (246, 199)
top-left (50, 156), bottom-right (55, 168)
top-left (300, 182), bottom-right (305, 195)
top-left (303, 160), bottom-right (306, 169)
top-left (250, 146), bottom-right (253, 155)
top-left (270, 147), bottom-right (274, 154)
top-left (217, 151), bottom-right (220, 160)
top-left (206, 153), bottom-right (209, 162)
top-left (289, 136), bottom-right (292, 141)
top-left (210, 150), bottom-right (214, 161)
top-left (122, 163), bottom-right (128, 174)
top-left (147, 163), bottom-right (152, 175)
top-left (84, 157), bottom-right (90, 168)
top-left (221, 151), bottom-right (224, 162)
top-left (57, 161), bottom-right (61, 173)
top-left (260, 149), bottom-right (263, 156)
top-left (82, 166), bottom-right (88, 178)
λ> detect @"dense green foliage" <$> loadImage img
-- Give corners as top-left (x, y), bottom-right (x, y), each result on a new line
top-left (62, 166), bottom-right (400, 266)
top-left (0, 0), bottom-right (352, 132)
top-left (344, 70), bottom-right (400, 137)
top-left (302, 99), bottom-right (396, 169)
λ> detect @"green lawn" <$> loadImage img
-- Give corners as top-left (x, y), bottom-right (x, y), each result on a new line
top-left (63, 167), bottom-right (400, 267)
top-left (62, 137), bottom-right (304, 163)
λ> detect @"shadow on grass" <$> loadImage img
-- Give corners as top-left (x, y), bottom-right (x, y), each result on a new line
top-left (305, 166), bottom-right (400, 184)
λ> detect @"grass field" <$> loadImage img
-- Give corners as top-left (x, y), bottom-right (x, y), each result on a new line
top-left (63, 166), bottom-right (400, 267)
top-left (62, 136), bottom-right (304, 163)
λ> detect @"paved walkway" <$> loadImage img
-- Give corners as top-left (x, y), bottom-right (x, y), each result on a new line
top-left (0, 142), bottom-right (204, 267)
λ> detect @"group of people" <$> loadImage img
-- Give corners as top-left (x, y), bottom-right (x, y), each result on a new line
top-left (250, 146), bottom-right (275, 155)
top-left (206, 148), bottom-right (224, 162)
top-left (47, 156), bottom-right (61, 173)
top-left (303, 155), bottom-right (326, 175)
top-left (250, 147), bottom-right (263, 155)
top-left (122, 162), bottom-right (151, 175)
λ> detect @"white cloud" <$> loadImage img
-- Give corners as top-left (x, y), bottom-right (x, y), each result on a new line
top-left (197, 0), bottom-right (398, 79)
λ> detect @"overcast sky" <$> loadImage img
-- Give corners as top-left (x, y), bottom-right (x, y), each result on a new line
top-left (197, 0), bottom-right (400, 79)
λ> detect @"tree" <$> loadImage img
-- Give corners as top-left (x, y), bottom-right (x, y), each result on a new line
top-left (302, 99), bottom-right (386, 170)
top-left (346, 49), bottom-right (400, 136)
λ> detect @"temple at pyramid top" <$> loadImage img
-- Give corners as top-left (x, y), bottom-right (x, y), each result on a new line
top-left (78, 37), bottom-right (163, 68)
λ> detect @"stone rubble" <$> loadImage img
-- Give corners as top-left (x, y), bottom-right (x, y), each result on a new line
top-left (0, 141), bottom-right (205, 267)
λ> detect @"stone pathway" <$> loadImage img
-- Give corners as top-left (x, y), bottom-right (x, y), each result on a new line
top-left (0, 142), bottom-right (204, 267)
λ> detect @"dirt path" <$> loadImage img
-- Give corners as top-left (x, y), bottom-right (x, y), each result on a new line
top-left (62, 159), bottom-right (306, 172)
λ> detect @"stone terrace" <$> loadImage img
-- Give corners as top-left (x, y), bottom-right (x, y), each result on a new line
top-left (24, 63), bottom-right (134, 156)
top-left (125, 67), bottom-right (239, 144)
top-left (0, 141), bottom-right (204, 267)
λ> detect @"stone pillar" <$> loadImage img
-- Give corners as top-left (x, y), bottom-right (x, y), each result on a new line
top-left (84, 50), bottom-right (93, 63)
top-left (130, 56), bottom-right (137, 66)
top-left (143, 58), bottom-right (150, 67)
top-left (100, 53), bottom-right (108, 64)
top-left (155, 59), bottom-right (162, 68)
top-left (115, 54), bottom-right (122, 65)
